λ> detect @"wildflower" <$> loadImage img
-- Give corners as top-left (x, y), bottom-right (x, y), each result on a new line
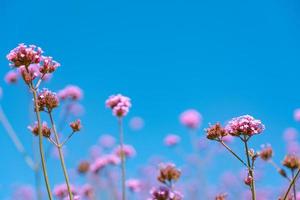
top-left (18, 64), bottom-right (40, 84)
top-left (77, 160), bottom-right (90, 174)
top-left (164, 134), bottom-right (181, 147)
top-left (114, 144), bottom-right (136, 158)
top-left (4, 70), bottom-right (18, 84)
top-left (205, 123), bottom-right (227, 140)
top-left (70, 119), bottom-right (81, 132)
top-left (28, 121), bottom-right (51, 138)
top-left (7, 43), bottom-right (42, 67)
top-left (225, 115), bottom-right (265, 137)
top-left (157, 163), bottom-right (181, 184)
top-left (53, 184), bottom-right (77, 199)
top-left (149, 186), bottom-right (183, 200)
top-left (282, 154), bottom-right (300, 170)
top-left (58, 85), bottom-right (83, 101)
top-left (36, 88), bottom-right (59, 111)
top-left (90, 154), bottom-right (120, 173)
top-left (126, 179), bottom-right (142, 192)
top-left (179, 109), bottom-right (202, 129)
top-left (259, 144), bottom-right (273, 161)
top-left (39, 56), bottom-right (60, 74)
top-left (106, 94), bottom-right (131, 117)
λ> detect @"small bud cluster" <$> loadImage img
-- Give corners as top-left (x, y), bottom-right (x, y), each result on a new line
top-left (28, 122), bottom-right (51, 138)
top-left (106, 94), bottom-right (131, 117)
top-left (205, 123), bottom-right (227, 140)
top-left (282, 154), bottom-right (300, 170)
top-left (36, 89), bottom-right (59, 112)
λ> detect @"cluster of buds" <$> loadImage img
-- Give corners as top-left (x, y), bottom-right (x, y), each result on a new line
top-left (205, 123), bottom-right (227, 140)
top-left (149, 186), bottom-right (183, 200)
top-left (157, 163), bottom-right (181, 185)
top-left (28, 122), bottom-right (51, 138)
top-left (148, 163), bottom-right (183, 200)
top-left (69, 120), bottom-right (82, 132)
top-left (259, 144), bottom-right (273, 161)
top-left (6, 44), bottom-right (59, 85)
top-left (225, 115), bottom-right (265, 137)
top-left (36, 88), bottom-right (59, 112)
top-left (106, 94), bottom-right (131, 117)
top-left (282, 154), bottom-right (300, 170)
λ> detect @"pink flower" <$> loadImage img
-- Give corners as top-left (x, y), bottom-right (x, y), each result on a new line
top-left (99, 134), bottom-right (116, 148)
top-left (39, 56), bottom-right (60, 74)
top-left (4, 70), bottom-right (18, 84)
top-left (37, 88), bottom-right (59, 111)
top-left (126, 179), bottom-right (142, 192)
top-left (114, 144), bottom-right (136, 158)
top-left (179, 109), bottom-right (202, 129)
top-left (90, 154), bottom-right (120, 173)
top-left (225, 115), bottom-right (265, 137)
top-left (53, 184), bottom-right (77, 199)
top-left (129, 116), bottom-right (145, 131)
top-left (58, 85), bottom-right (83, 101)
top-left (164, 134), bottom-right (181, 147)
top-left (7, 43), bottom-right (42, 67)
top-left (106, 94), bottom-right (131, 117)
top-left (294, 108), bottom-right (300, 122)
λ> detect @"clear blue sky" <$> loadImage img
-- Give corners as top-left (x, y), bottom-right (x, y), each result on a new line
top-left (1, 0), bottom-right (300, 198)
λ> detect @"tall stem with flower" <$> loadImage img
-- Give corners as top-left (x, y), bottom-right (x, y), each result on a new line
top-left (106, 94), bottom-right (132, 200)
top-left (205, 115), bottom-right (265, 200)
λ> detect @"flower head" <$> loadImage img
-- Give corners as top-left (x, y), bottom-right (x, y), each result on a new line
top-left (126, 179), bottom-right (142, 192)
top-left (58, 85), bottom-right (83, 101)
top-left (70, 119), bottom-right (82, 132)
top-left (179, 109), bottom-right (202, 129)
top-left (39, 56), bottom-right (60, 74)
top-left (28, 121), bottom-right (51, 138)
top-left (164, 134), bottom-right (181, 147)
top-left (90, 154), bottom-right (120, 173)
top-left (205, 122), bottom-right (228, 140)
top-left (36, 88), bottom-right (59, 111)
top-left (157, 163), bottom-right (181, 184)
top-left (77, 160), bottom-right (90, 174)
top-left (149, 186), bottom-right (183, 200)
top-left (7, 44), bottom-right (42, 67)
top-left (225, 115), bottom-right (265, 137)
top-left (4, 70), bottom-right (18, 84)
top-left (106, 94), bottom-right (131, 117)
top-left (282, 154), bottom-right (300, 170)
top-left (259, 144), bottom-right (273, 161)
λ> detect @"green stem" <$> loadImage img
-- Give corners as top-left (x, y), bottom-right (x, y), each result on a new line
top-left (118, 117), bottom-right (126, 200)
top-left (48, 112), bottom-right (73, 200)
top-left (283, 168), bottom-right (300, 200)
top-left (243, 137), bottom-right (256, 200)
top-left (32, 88), bottom-right (53, 200)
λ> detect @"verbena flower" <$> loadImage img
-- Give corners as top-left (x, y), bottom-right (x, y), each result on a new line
top-left (164, 134), bottom-right (181, 147)
top-left (259, 144), bottom-right (273, 161)
top-left (4, 70), bottom-right (18, 84)
top-left (205, 122), bottom-right (228, 140)
top-left (28, 121), bottom-right (51, 138)
top-left (149, 186), bottom-right (183, 200)
top-left (70, 119), bottom-right (82, 132)
top-left (58, 85), bottom-right (83, 101)
top-left (225, 115), bottom-right (265, 137)
top-left (106, 94), bottom-right (131, 117)
top-left (179, 109), bottom-right (202, 129)
top-left (36, 88), bottom-right (59, 111)
top-left (157, 163), bottom-right (181, 184)
top-left (282, 154), bottom-right (300, 170)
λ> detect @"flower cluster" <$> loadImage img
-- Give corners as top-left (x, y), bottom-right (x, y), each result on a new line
top-left (149, 186), bottom-right (183, 200)
top-left (164, 134), bottom-right (181, 147)
top-left (69, 119), bottom-right (82, 132)
top-left (259, 144), bottom-right (273, 161)
top-left (114, 144), bottom-right (136, 158)
top-left (36, 88), bottom-right (59, 112)
top-left (179, 109), bottom-right (202, 129)
top-left (90, 154), bottom-right (121, 173)
top-left (58, 85), bottom-right (83, 101)
top-left (28, 121), bottom-right (51, 138)
top-left (106, 94), bottom-right (131, 117)
top-left (205, 123), bottom-right (227, 140)
top-left (282, 154), bottom-right (300, 170)
top-left (225, 115), bottom-right (265, 137)
top-left (157, 163), bottom-right (181, 184)
top-left (7, 44), bottom-right (42, 67)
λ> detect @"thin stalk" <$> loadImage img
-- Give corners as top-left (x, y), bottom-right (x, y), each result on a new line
top-left (283, 168), bottom-right (300, 200)
top-left (32, 88), bottom-right (53, 200)
top-left (48, 111), bottom-right (73, 200)
top-left (118, 117), bottom-right (126, 200)
top-left (292, 170), bottom-right (297, 200)
top-left (243, 137), bottom-right (256, 200)
top-left (60, 132), bottom-right (75, 147)
top-left (219, 140), bottom-right (248, 167)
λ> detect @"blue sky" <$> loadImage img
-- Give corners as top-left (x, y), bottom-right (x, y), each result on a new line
top-left (1, 0), bottom-right (300, 198)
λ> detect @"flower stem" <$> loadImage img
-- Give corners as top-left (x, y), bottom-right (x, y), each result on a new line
top-left (243, 138), bottom-right (256, 200)
top-left (118, 117), bottom-right (126, 200)
top-left (219, 140), bottom-right (248, 167)
top-left (292, 170), bottom-right (297, 200)
top-left (32, 88), bottom-right (53, 200)
top-left (283, 168), bottom-right (300, 200)
top-left (48, 111), bottom-right (73, 200)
